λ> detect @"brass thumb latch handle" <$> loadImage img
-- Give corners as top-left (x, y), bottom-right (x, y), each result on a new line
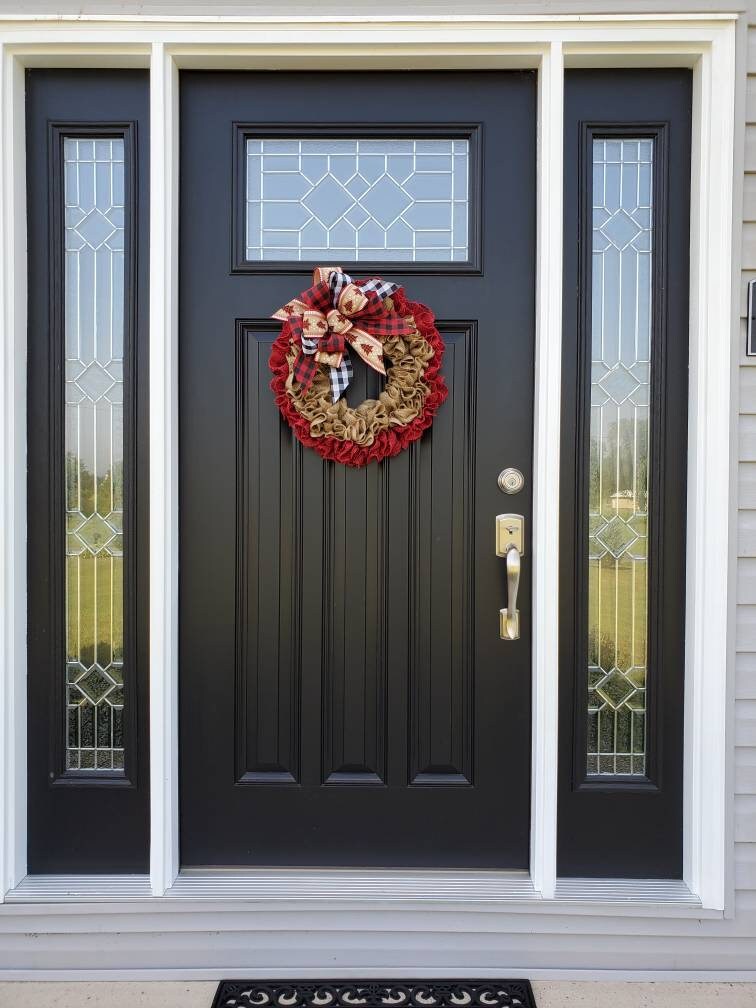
top-left (496, 514), bottom-right (525, 641)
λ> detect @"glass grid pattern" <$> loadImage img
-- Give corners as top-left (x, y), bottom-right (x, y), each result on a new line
top-left (63, 137), bottom-right (126, 772)
top-left (245, 138), bottom-right (469, 262)
top-left (587, 138), bottom-right (654, 777)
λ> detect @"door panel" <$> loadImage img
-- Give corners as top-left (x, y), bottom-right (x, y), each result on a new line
top-left (26, 69), bottom-right (150, 874)
top-left (559, 70), bottom-right (690, 877)
top-left (179, 71), bottom-right (536, 868)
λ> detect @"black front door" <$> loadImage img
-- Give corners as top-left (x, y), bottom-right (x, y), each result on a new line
top-left (179, 71), bottom-right (536, 868)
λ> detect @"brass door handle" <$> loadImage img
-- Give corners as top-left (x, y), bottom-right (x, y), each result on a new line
top-left (501, 546), bottom-right (521, 640)
top-left (496, 514), bottom-right (524, 641)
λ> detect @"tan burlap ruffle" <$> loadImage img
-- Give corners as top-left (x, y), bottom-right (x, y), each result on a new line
top-left (283, 315), bottom-right (435, 446)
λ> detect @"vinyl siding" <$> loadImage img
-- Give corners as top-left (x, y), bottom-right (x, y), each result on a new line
top-left (732, 2), bottom-right (756, 965)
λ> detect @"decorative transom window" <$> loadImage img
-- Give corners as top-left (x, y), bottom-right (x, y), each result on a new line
top-left (244, 137), bottom-right (470, 263)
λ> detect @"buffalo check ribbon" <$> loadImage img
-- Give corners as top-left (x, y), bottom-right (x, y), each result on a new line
top-left (272, 266), bottom-right (415, 402)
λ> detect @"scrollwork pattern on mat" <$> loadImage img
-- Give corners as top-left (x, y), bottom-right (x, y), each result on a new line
top-left (213, 981), bottom-right (537, 1008)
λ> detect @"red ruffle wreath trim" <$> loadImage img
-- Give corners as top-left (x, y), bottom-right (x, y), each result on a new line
top-left (269, 288), bottom-right (448, 467)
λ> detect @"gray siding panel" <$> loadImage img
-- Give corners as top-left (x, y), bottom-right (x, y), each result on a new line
top-left (738, 48), bottom-right (756, 909)
top-left (736, 795), bottom-right (756, 839)
top-left (740, 364), bottom-right (756, 411)
top-left (736, 842), bottom-right (756, 889)
top-left (739, 17), bottom-right (756, 940)
top-left (743, 221), bottom-right (756, 268)
top-left (738, 559), bottom-right (756, 602)
top-left (744, 173), bottom-right (756, 219)
top-left (718, 15), bottom-right (752, 940)
top-left (736, 652), bottom-right (756, 698)
top-left (736, 700), bottom-right (756, 747)
top-left (738, 462), bottom-right (756, 508)
top-left (740, 415), bottom-right (756, 458)
top-left (737, 744), bottom-right (756, 795)
top-left (744, 123), bottom-right (756, 169)
top-left (738, 510), bottom-right (756, 555)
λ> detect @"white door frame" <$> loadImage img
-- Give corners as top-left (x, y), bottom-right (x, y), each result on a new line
top-left (0, 11), bottom-right (738, 926)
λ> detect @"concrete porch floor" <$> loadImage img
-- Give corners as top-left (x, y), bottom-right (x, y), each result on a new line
top-left (0, 984), bottom-right (755, 1008)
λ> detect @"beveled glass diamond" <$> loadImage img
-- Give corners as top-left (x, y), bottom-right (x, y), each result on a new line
top-left (346, 174), bottom-right (370, 198)
top-left (77, 666), bottom-right (116, 704)
top-left (75, 362), bottom-right (115, 401)
top-left (303, 175), bottom-right (354, 226)
top-left (599, 365), bottom-right (639, 404)
top-left (595, 515), bottom-right (639, 558)
top-left (346, 205), bottom-right (370, 229)
top-left (75, 209), bottom-right (117, 249)
top-left (600, 208), bottom-right (642, 250)
top-left (360, 175), bottom-right (412, 226)
top-left (75, 513), bottom-right (117, 553)
top-left (596, 668), bottom-right (635, 710)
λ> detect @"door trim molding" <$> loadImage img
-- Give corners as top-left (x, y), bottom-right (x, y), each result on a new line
top-left (0, 11), bottom-right (738, 923)
top-left (147, 38), bottom-right (180, 900)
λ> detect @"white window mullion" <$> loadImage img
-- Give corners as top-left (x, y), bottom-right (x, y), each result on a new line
top-left (531, 39), bottom-right (563, 902)
top-left (149, 41), bottom-right (180, 897)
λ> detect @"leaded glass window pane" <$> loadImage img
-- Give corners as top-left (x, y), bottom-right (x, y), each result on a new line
top-left (587, 137), bottom-right (653, 778)
top-left (245, 137), bottom-right (469, 262)
top-left (64, 137), bottom-right (126, 772)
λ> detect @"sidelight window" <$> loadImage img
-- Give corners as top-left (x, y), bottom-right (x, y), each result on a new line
top-left (63, 137), bottom-right (128, 772)
top-left (586, 138), bottom-right (654, 777)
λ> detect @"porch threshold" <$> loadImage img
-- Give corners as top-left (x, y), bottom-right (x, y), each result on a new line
top-left (553, 878), bottom-right (700, 904)
top-left (165, 869), bottom-right (540, 902)
top-left (4, 875), bottom-right (152, 902)
top-left (3, 871), bottom-right (704, 915)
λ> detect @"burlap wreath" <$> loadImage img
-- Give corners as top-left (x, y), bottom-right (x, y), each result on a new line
top-left (270, 282), bottom-right (448, 467)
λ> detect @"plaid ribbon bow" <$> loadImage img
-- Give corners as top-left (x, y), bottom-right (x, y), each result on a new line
top-left (272, 266), bottom-right (415, 402)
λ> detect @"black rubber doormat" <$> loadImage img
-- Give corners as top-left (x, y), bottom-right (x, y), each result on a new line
top-left (211, 981), bottom-right (537, 1008)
